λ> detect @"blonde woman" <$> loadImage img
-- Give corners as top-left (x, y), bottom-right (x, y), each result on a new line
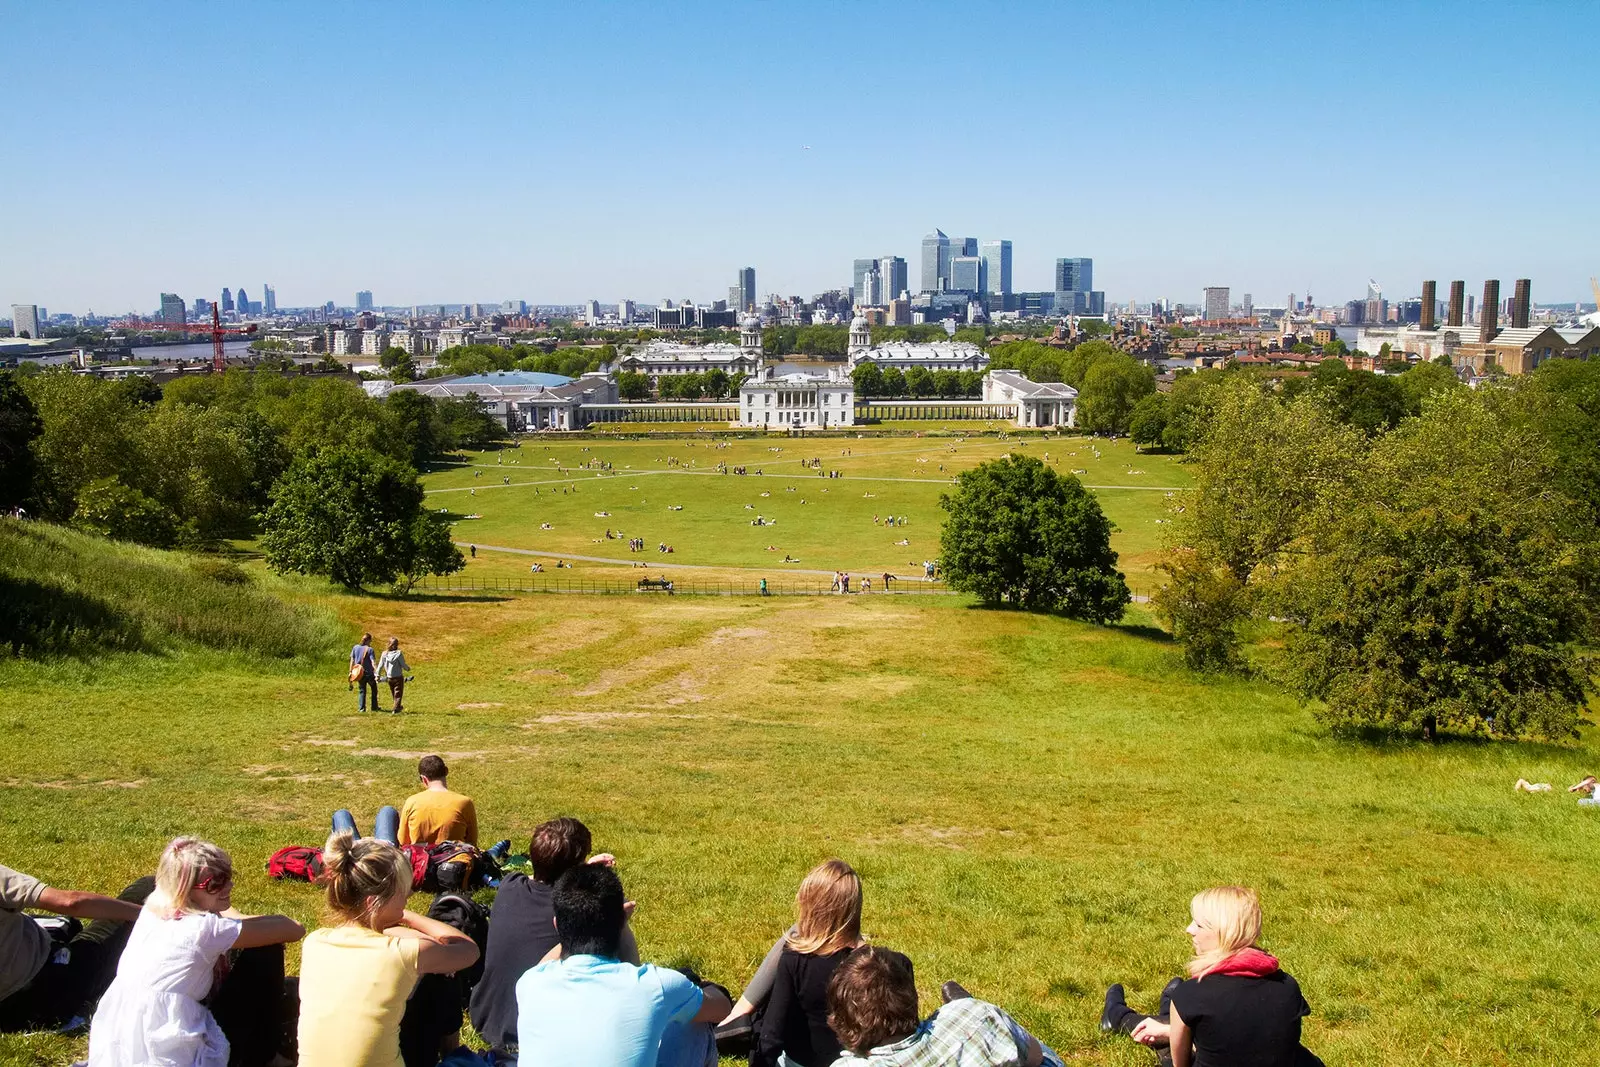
top-left (87, 838), bottom-right (304, 1067)
top-left (297, 831), bottom-right (479, 1067)
top-left (753, 859), bottom-right (872, 1067)
top-left (1102, 887), bottom-right (1315, 1067)
top-left (376, 637), bottom-right (410, 715)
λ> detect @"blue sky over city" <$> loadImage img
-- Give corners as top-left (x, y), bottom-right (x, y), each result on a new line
top-left (4, 0), bottom-right (1596, 312)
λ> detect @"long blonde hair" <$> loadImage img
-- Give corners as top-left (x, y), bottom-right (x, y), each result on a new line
top-left (1187, 886), bottom-right (1263, 978)
top-left (786, 859), bottom-right (862, 955)
top-left (148, 837), bottom-right (232, 919)
top-left (321, 831), bottom-right (411, 927)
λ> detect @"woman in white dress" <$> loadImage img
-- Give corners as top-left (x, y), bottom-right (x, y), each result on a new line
top-left (87, 837), bottom-right (304, 1067)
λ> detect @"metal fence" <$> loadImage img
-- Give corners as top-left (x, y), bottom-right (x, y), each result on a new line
top-left (410, 574), bottom-right (957, 597)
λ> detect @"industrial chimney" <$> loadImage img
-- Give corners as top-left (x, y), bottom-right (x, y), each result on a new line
top-left (1480, 280), bottom-right (1500, 343)
top-left (1447, 281), bottom-right (1465, 327)
top-left (1421, 280), bottom-right (1437, 331)
top-left (1512, 279), bottom-right (1531, 329)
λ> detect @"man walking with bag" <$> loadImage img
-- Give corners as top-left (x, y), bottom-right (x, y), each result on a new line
top-left (349, 633), bottom-right (378, 713)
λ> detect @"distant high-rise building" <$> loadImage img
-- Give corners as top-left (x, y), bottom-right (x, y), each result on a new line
top-left (950, 256), bottom-right (982, 294)
top-left (1285, 293), bottom-right (1295, 317)
top-left (263, 284), bottom-right (276, 315)
top-left (954, 237), bottom-right (977, 258)
top-left (618, 299), bottom-right (635, 323)
top-left (879, 256), bottom-right (907, 301)
top-left (979, 240), bottom-right (1012, 296)
top-left (920, 230), bottom-right (950, 293)
top-left (1512, 278), bottom-right (1531, 329)
top-left (10, 304), bottom-right (40, 339)
top-left (1421, 281), bottom-right (1437, 330)
top-left (356, 290), bottom-right (374, 312)
top-left (1056, 258), bottom-right (1093, 295)
top-left (236, 286), bottom-right (250, 315)
top-left (501, 299), bottom-right (527, 315)
top-left (736, 267), bottom-right (756, 312)
top-left (220, 288), bottom-right (234, 313)
top-left (853, 259), bottom-right (877, 303)
top-left (860, 268), bottom-right (884, 305)
top-left (1203, 287), bottom-right (1230, 321)
top-left (1243, 293), bottom-right (1253, 318)
top-left (159, 293), bottom-right (186, 326)
top-left (191, 297), bottom-right (211, 318)
top-left (1447, 280), bottom-right (1465, 327)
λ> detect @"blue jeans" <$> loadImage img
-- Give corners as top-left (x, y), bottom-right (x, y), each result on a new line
top-left (355, 671), bottom-right (380, 712)
top-left (332, 806), bottom-right (399, 844)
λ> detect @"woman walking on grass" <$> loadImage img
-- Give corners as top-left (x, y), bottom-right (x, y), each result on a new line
top-left (377, 637), bottom-right (410, 715)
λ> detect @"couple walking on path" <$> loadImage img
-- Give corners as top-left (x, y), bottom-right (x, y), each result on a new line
top-left (350, 633), bottom-right (412, 714)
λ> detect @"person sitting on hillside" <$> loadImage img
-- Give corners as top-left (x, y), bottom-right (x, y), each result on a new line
top-left (750, 859), bottom-right (869, 1067)
top-left (469, 817), bottom-right (640, 1061)
top-left (87, 837), bottom-right (304, 1067)
top-left (515, 864), bottom-right (729, 1067)
top-left (398, 755), bottom-right (478, 847)
top-left (296, 833), bottom-right (480, 1067)
top-left (825, 945), bottom-right (1060, 1066)
top-left (1100, 886), bottom-right (1317, 1067)
top-left (0, 864), bottom-right (147, 1034)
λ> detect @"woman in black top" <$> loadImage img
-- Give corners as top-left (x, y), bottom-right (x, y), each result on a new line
top-left (1107, 886), bottom-right (1315, 1067)
top-left (753, 859), bottom-right (866, 1067)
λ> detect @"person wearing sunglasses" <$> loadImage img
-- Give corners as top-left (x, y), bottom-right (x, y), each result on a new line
top-left (87, 837), bottom-right (305, 1067)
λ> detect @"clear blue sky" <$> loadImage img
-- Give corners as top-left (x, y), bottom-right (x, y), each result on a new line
top-left (4, 0), bottom-right (1596, 314)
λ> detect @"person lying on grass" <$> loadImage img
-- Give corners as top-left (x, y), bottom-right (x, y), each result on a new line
top-left (1101, 886), bottom-right (1318, 1067)
top-left (825, 945), bottom-right (1061, 1067)
top-left (88, 837), bottom-right (304, 1067)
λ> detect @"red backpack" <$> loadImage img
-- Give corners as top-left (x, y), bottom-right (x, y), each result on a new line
top-left (265, 846), bottom-right (324, 882)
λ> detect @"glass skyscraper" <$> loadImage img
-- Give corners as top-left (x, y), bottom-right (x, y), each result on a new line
top-left (979, 240), bottom-right (1012, 296)
top-left (736, 267), bottom-right (755, 312)
top-left (920, 230), bottom-right (949, 293)
top-left (1055, 258), bottom-right (1092, 294)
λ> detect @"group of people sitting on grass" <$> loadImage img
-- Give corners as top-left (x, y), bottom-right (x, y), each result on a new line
top-left (2, 758), bottom-right (1321, 1067)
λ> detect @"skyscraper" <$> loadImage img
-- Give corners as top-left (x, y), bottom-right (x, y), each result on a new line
top-left (979, 240), bottom-right (1012, 296)
top-left (619, 299), bottom-right (635, 323)
top-left (220, 288), bottom-right (234, 313)
top-left (159, 293), bottom-right (186, 326)
top-left (1203, 287), bottom-right (1230, 321)
top-left (237, 287), bottom-right (250, 315)
top-left (357, 291), bottom-right (374, 312)
top-left (950, 256), bottom-right (982, 294)
top-left (860, 269), bottom-right (884, 305)
top-left (852, 259), bottom-right (876, 304)
top-left (1243, 293), bottom-right (1253, 318)
top-left (10, 304), bottom-right (40, 339)
top-left (878, 256), bottom-right (907, 301)
top-left (263, 284), bottom-right (277, 315)
top-left (1055, 258), bottom-right (1092, 294)
top-left (736, 267), bottom-right (756, 312)
top-left (920, 230), bottom-right (949, 293)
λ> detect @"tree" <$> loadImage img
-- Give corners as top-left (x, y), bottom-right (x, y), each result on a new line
top-left (260, 447), bottom-right (432, 590)
top-left (1151, 548), bottom-right (1249, 672)
top-left (906, 367), bottom-right (935, 398)
top-left (852, 362), bottom-right (883, 398)
top-left (0, 371), bottom-right (43, 510)
top-left (934, 369), bottom-right (963, 398)
top-left (703, 368), bottom-right (729, 399)
top-left (1321, 339), bottom-right (1349, 357)
top-left (386, 391), bottom-right (440, 468)
top-left (71, 477), bottom-right (178, 547)
top-left (727, 371), bottom-right (748, 395)
top-left (1395, 360), bottom-right (1460, 415)
top-left (1062, 340), bottom-right (1117, 388)
top-left (1129, 393), bottom-right (1169, 449)
top-left (395, 513), bottom-right (465, 594)
top-left (1075, 353), bottom-right (1155, 435)
top-left (1281, 390), bottom-right (1592, 740)
top-left (938, 455), bottom-right (1130, 621)
top-left (881, 367), bottom-right (906, 397)
top-left (676, 372), bottom-right (705, 400)
top-left (617, 371), bottom-right (651, 400)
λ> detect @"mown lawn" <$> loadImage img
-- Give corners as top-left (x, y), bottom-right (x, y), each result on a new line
top-left (424, 434), bottom-right (1185, 592)
top-left (3, 581), bottom-right (1598, 1065)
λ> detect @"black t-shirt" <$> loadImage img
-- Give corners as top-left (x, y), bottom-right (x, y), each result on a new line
top-left (1168, 971), bottom-right (1309, 1067)
top-left (756, 946), bottom-right (885, 1067)
top-left (468, 873), bottom-right (559, 1051)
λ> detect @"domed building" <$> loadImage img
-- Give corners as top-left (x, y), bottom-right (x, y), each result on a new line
top-left (845, 316), bottom-right (988, 373)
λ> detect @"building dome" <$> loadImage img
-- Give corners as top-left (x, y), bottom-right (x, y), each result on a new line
top-left (851, 314), bottom-right (868, 331)
top-left (742, 314), bottom-right (761, 331)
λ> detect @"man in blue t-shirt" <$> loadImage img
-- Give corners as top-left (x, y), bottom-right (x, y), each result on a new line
top-left (350, 633), bottom-right (378, 713)
top-left (516, 863), bottom-right (730, 1067)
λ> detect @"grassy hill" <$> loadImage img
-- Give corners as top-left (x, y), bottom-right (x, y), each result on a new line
top-left (1, 536), bottom-right (1596, 1064)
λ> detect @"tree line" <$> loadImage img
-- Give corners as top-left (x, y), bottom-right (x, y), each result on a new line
top-left (987, 340), bottom-right (1156, 435)
top-left (0, 366), bottom-right (502, 591)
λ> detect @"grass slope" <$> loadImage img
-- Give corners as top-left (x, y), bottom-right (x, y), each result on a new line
top-left (2, 572), bottom-right (1597, 1065)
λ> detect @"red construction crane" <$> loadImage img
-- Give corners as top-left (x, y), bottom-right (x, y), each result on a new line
top-left (113, 305), bottom-right (259, 373)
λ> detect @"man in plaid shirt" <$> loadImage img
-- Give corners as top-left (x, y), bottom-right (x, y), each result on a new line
top-left (826, 946), bottom-right (1063, 1067)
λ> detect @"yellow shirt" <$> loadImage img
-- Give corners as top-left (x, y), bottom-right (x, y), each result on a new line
top-left (296, 925), bottom-right (421, 1067)
top-left (398, 788), bottom-right (478, 846)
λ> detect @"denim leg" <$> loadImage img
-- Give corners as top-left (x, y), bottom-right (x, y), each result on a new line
top-left (374, 805), bottom-right (400, 844)
top-left (332, 809), bottom-right (360, 840)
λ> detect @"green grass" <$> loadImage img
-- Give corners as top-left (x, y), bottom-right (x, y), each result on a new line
top-left (426, 434), bottom-right (1185, 590)
top-left (2, 570), bottom-right (1598, 1065)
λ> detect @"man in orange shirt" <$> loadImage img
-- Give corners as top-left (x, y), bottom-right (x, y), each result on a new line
top-left (398, 755), bottom-right (478, 846)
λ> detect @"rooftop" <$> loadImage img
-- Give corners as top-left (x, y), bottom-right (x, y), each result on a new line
top-left (450, 371), bottom-right (573, 387)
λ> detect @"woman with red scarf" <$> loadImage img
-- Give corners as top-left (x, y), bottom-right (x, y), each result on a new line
top-left (1099, 886), bottom-right (1319, 1067)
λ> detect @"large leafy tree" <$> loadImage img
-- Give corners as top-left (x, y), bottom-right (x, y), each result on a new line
top-left (1075, 352), bottom-right (1155, 434)
top-left (1281, 390), bottom-right (1594, 741)
top-left (938, 455), bottom-right (1130, 621)
top-left (851, 362), bottom-right (883, 398)
top-left (261, 446), bottom-right (460, 591)
top-left (0, 371), bottom-right (43, 510)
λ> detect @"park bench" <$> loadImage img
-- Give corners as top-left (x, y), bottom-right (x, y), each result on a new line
top-left (637, 577), bottom-right (674, 593)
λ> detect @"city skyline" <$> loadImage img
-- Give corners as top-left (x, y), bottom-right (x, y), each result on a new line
top-left (2, 0), bottom-right (1596, 311)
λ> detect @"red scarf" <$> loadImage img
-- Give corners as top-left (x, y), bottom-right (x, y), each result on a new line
top-left (1206, 948), bottom-right (1280, 978)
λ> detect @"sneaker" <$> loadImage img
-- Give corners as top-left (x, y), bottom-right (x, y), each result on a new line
top-left (1100, 984), bottom-right (1126, 1032)
top-left (714, 1015), bottom-right (754, 1041)
top-left (940, 980), bottom-right (971, 1004)
top-left (58, 1015), bottom-right (89, 1034)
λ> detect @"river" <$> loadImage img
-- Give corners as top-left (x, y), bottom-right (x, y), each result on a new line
top-left (129, 340), bottom-right (258, 362)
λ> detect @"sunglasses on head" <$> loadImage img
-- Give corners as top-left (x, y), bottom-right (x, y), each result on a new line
top-left (197, 870), bottom-right (233, 894)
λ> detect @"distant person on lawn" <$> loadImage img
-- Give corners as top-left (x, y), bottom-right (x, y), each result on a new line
top-left (399, 755), bottom-right (478, 847)
top-left (0, 864), bottom-right (147, 1034)
top-left (515, 863), bottom-right (729, 1067)
top-left (87, 837), bottom-right (304, 1067)
top-left (825, 945), bottom-right (1060, 1067)
top-left (351, 633), bottom-right (380, 713)
top-left (469, 816), bottom-right (640, 1062)
top-left (376, 637), bottom-right (411, 715)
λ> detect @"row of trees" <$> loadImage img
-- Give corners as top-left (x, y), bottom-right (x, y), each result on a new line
top-left (615, 370), bottom-right (748, 401)
top-left (0, 366), bottom-right (492, 591)
top-left (987, 339), bottom-right (1156, 434)
top-left (1152, 362), bottom-right (1600, 741)
top-left (850, 365), bottom-right (982, 399)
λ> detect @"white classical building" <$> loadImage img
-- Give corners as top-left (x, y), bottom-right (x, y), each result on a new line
top-left (387, 370), bottom-right (618, 430)
top-left (615, 315), bottom-right (765, 377)
top-left (982, 369), bottom-right (1078, 428)
top-left (844, 314), bottom-right (988, 371)
top-left (736, 367), bottom-right (855, 429)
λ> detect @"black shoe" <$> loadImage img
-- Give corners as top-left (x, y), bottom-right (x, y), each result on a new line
top-left (940, 980), bottom-right (971, 1004)
top-left (1100, 984), bottom-right (1127, 1033)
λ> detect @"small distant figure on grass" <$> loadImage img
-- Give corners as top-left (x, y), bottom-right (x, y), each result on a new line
top-left (469, 544), bottom-right (476, 558)
top-left (349, 633), bottom-right (379, 713)
top-left (376, 637), bottom-right (411, 715)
